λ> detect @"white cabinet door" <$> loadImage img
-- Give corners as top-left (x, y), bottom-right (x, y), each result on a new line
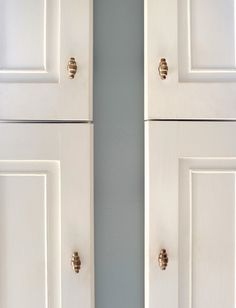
top-left (145, 0), bottom-right (236, 120)
top-left (145, 121), bottom-right (236, 308)
top-left (0, 123), bottom-right (94, 308)
top-left (0, 0), bottom-right (92, 120)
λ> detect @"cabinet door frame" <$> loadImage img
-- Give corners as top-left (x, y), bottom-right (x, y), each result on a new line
top-left (145, 120), bottom-right (236, 308)
top-left (145, 0), bottom-right (236, 120)
top-left (0, 0), bottom-right (93, 121)
top-left (0, 123), bottom-right (94, 308)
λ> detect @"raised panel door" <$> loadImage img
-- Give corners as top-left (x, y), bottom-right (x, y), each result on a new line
top-left (0, 123), bottom-right (94, 308)
top-left (145, 0), bottom-right (236, 119)
top-left (145, 121), bottom-right (236, 308)
top-left (0, 0), bottom-right (93, 120)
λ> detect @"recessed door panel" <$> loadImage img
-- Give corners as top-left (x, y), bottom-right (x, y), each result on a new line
top-left (0, 0), bottom-right (92, 120)
top-left (145, 121), bottom-right (236, 308)
top-left (179, 0), bottom-right (236, 80)
top-left (0, 163), bottom-right (60, 308)
top-left (179, 164), bottom-right (236, 308)
top-left (189, 0), bottom-right (235, 70)
top-left (145, 0), bottom-right (236, 119)
top-left (0, 0), bottom-right (58, 82)
top-left (0, 124), bottom-right (94, 308)
top-left (1, 0), bottom-right (45, 70)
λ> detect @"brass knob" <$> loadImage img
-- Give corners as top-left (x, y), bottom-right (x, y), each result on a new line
top-left (71, 252), bottom-right (81, 273)
top-left (158, 58), bottom-right (168, 80)
top-left (67, 57), bottom-right (78, 79)
top-left (158, 249), bottom-right (168, 270)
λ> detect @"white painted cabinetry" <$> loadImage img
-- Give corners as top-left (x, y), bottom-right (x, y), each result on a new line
top-left (145, 0), bottom-right (236, 307)
top-left (0, 0), bottom-right (92, 120)
top-left (145, 121), bottom-right (236, 308)
top-left (0, 123), bottom-right (94, 308)
top-left (0, 1), bottom-right (93, 307)
top-left (145, 0), bottom-right (236, 120)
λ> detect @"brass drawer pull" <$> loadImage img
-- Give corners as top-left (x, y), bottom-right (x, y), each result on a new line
top-left (67, 57), bottom-right (78, 79)
top-left (71, 252), bottom-right (81, 273)
top-left (158, 249), bottom-right (168, 270)
top-left (158, 58), bottom-right (168, 80)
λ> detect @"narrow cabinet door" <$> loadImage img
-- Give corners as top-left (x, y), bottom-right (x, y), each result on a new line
top-left (145, 121), bottom-right (236, 308)
top-left (145, 0), bottom-right (236, 119)
top-left (0, 123), bottom-right (94, 308)
top-left (0, 0), bottom-right (92, 120)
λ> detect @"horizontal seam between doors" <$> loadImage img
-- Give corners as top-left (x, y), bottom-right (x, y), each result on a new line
top-left (0, 120), bottom-right (93, 124)
top-left (145, 119), bottom-right (236, 122)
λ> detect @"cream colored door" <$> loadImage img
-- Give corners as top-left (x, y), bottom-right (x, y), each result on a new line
top-left (145, 121), bottom-right (236, 308)
top-left (0, 1), bottom-right (93, 306)
top-left (0, 123), bottom-right (94, 308)
top-left (0, 0), bottom-right (92, 120)
top-left (145, 0), bottom-right (236, 119)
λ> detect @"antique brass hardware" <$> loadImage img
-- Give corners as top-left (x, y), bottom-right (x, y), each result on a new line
top-left (158, 249), bottom-right (168, 270)
top-left (158, 58), bottom-right (168, 80)
top-left (71, 252), bottom-right (81, 273)
top-left (67, 57), bottom-right (78, 79)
